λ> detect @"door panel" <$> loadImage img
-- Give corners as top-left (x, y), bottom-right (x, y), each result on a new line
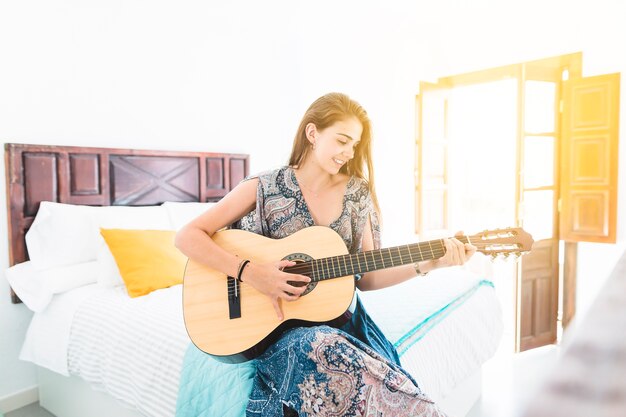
top-left (535, 277), bottom-right (552, 334)
top-left (520, 282), bottom-right (533, 338)
top-left (560, 73), bottom-right (620, 243)
top-left (519, 239), bottom-right (559, 351)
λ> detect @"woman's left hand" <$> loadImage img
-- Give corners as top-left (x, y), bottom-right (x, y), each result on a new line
top-left (420, 231), bottom-right (477, 273)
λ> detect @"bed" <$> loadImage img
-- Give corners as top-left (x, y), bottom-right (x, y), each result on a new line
top-left (4, 143), bottom-right (503, 417)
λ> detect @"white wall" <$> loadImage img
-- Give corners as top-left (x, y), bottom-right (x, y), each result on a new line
top-left (0, 0), bottom-right (624, 403)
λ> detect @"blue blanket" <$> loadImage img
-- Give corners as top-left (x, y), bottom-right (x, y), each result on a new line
top-left (176, 345), bottom-right (256, 417)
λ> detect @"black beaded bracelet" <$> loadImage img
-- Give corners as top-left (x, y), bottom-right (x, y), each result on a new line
top-left (237, 259), bottom-right (250, 283)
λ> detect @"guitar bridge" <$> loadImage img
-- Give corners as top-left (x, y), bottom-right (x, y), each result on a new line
top-left (227, 276), bottom-right (241, 319)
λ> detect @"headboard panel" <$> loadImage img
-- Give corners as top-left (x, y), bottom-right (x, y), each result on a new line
top-left (5, 143), bottom-right (249, 303)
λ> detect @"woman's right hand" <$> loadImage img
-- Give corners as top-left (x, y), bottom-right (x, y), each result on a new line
top-left (240, 260), bottom-right (311, 321)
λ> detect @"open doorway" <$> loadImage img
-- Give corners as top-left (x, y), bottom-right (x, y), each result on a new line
top-left (447, 79), bottom-right (519, 353)
top-left (415, 53), bottom-right (589, 353)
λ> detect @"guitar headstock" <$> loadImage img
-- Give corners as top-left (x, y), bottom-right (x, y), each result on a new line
top-left (468, 227), bottom-right (534, 259)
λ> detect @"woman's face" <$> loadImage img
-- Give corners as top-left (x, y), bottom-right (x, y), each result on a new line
top-left (307, 117), bottom-right (363, 174)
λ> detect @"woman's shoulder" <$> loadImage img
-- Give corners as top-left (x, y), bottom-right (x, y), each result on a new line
top-left (241, 166), bottom-right (294, 197)
top-left (351, 175), bottom-right (369, 187)
top-left (345, 175), bottom-right (370, 196)
top-left (244, 166), bottom-right (288, 183)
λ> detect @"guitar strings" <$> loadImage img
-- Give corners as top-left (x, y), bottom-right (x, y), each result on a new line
top-left (227, 241), bottom-right (508, 280)
top-left (282, 242), bottom-right (502, 275)
top-left (229, 242), bottom-right (503, 279)
top-left (225, 247), bottom-right (449, 296)
top-left (285, 240), bottom-right (448, 273)
top-left (226, 248), bottom-right (449, 295)
top-left (226, 242), bottom-right (515, 295)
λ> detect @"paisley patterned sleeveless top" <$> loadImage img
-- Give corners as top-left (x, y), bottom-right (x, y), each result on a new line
top-left (235, 166), bottom-right (381, 254)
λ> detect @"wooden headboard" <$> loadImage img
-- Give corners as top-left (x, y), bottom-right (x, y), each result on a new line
top-left (5, 143), bottom-right (249, 303)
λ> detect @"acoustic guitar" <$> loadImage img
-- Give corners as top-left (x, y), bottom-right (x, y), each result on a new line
top-left (182, 226), bottom-right (533, 363)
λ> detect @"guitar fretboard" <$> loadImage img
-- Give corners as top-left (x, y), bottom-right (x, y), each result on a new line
top-left (284, 237), bottom-right (469, 282)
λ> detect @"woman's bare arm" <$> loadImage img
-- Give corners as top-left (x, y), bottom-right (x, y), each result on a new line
top-left (356, 216), bottom-right (476, 291)
top-left (174, 178), bottom-right (259, 277)
top-left (174, 178), bottom-right (310, 320)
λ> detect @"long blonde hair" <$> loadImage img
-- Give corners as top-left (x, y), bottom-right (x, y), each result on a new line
top-left (288, 92), bottom-right (380, 215)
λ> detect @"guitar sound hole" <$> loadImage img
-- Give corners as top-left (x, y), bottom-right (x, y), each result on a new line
top-left (283, 253), bottom-right (317, 297)
top-left (287, 279), bottom-right (317, 297)
top-left (283, 255), bottom-right (317, 297)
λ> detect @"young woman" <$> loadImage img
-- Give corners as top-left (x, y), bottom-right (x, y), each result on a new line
top-left (175, 92), bottom-right (476, 417)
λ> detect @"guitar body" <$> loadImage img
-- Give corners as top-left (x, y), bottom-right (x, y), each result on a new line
top-left (182, 226), bottom-right (355, 363)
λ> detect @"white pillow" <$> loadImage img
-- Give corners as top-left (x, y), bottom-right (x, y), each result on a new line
top-left (25, 202), bottom-right (172, 271)
top-left (44, 262), bottom-right (99, 293)
top-left (25, 202), bottom-right (98, 270)
top-left (162, 201), bottom-right (216, 231)
top-left (5, 262), bottom-right (51, 312)
top-left (5, 260), bottom-right (99, 312)
top-left (96, 240), bottom-right (124, 287)
top-left (92, 205), bottom-right (172, 230)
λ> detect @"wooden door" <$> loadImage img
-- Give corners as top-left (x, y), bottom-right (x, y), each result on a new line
top-left (517, 72), bottom-right (563, 351)
top-left (560, 73), bottom-right (620, 243)
top-left (559, 73), bottom-right (620, 329)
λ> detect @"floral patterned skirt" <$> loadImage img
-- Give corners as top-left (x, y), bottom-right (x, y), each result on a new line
top-left (246, 325), bottom-right (448, 417)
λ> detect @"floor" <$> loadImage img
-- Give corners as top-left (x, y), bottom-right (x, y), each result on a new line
top-left (5, 402), bottom-right (54, 417)
top-left (467, 344), bottom-right (561, 417)
top-left (5, 345), bottom-right (560, 417)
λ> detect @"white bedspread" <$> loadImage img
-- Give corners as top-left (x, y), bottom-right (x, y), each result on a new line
top-left (20, 268), bottom-right (501, 416)
top-left (19, 284), bottom-right (105, 375)
top-left (360, 266), bottom-right (494, 342)
top-left (66, 285), bottom-right (189, 417)
top-left (360, 267), bottom-right (502, 401)
top-left (397, 287), bottom-right (501, 401)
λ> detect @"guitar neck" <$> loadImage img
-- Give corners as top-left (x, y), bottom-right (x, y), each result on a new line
top-left (284, 236), bottom-right (469, 282)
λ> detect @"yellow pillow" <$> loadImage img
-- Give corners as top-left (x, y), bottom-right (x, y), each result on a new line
top-left (100, 229), bottom-right (187, 298)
